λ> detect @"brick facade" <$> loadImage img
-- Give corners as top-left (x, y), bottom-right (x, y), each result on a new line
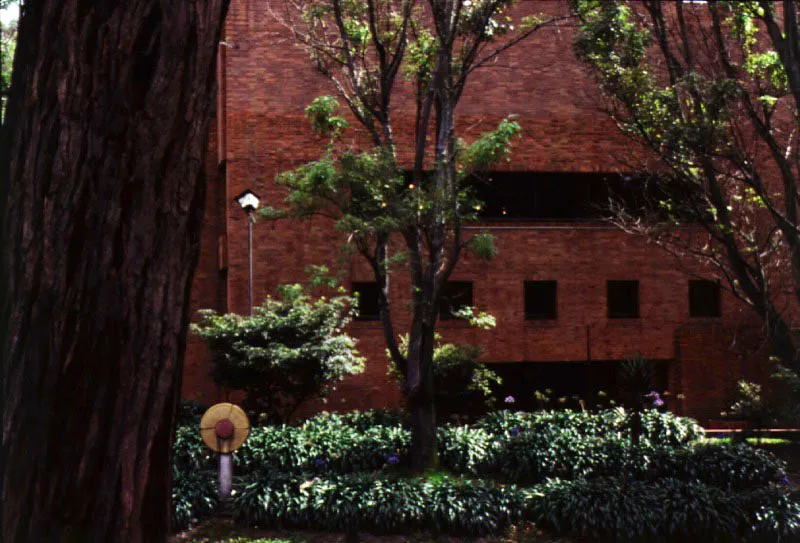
top-left (183, 0), bottom-right (769, 424)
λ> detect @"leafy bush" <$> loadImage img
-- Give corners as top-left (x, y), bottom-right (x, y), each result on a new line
top-left (230, 424), bottom-right (410, 475)
top-left (392, 334), bottom-right (501, 420)
top-left (474, 408), bottom-right (703, 447)
top-left (663, 443), bottom-right (787, 491)
top-left (530, 477), bottom-right (797, 542)
top-left (234, 472), bottom-right (527, 536)
top-left (436, 426), bottom-right (495, 474)
top-left (494, 427), bottom-right (630, 484)
top-left (740, 487), bottom-right (800, 542)
top-left (172, 468), bottom-right (218, 531)
top-left (171, 408), bottom-right (708, 482)
top-left (191, 284), bottom-right (365, 423)
top-left (299, 409), bottom-right (407, 431)
top-left (173, 426), bottom-right (215, 472)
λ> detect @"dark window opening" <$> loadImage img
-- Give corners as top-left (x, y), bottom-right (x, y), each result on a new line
top-left (588, 359), bottom-right (670, 408)
top-left (608, 280), bottom-right (640, 318)
top-left (524, 281), bottom-right (557, 319)
top-left (439, 281), bottom-right (473, 320)
top-left (466, 172), bottom-right (697, 221)
top-left (689, 279), bottom-right (721, 317)
top-left (352, 282), bottom-right (380, 321)
top-left (490, 362), bottom-right (588, 411)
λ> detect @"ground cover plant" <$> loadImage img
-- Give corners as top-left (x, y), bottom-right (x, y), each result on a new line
top-left (172, 408), bottom-right (799, 540)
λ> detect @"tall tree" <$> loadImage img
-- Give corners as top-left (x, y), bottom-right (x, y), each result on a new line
top-left (571, 1), bottom-right (800, 384)
top-left (267, 0), bottom-right (565, 470)
top-left (1, 1), bottom-right (228, 541)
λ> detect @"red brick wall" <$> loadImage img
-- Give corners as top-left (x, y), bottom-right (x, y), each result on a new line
top-left (183, 0), bottom-right (771, 422)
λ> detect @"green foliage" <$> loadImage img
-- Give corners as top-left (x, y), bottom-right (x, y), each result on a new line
top-left (171, 468), bottom-right (218, 531)
top-left (233, 423), bottom-right (411, 475)
top-left (173, 426), bottom-right (215, 473)
top-left (172, 408), bottom-right (796, 538)
top-left (474, 408), bottom-right (704, 447)
top-left (234, 472), bottom-right (527, 537)
top-left (617, 353), bottom-right (656, 408)
top-left (305, 96), bottom-right (349, 138)
top-left (465, 231), bottom-right (497, 261)
top-left (191, 284), bottom-right (365, 422)
top-left (658, 443), bottom-right (787, 491)
top-left (0, 4), bottom-right (16, 121)
top-left (393, 334), bottom-right (501, 418)
top-left (725, 380), bottom-right (776, 429)
top-left (436, 426), bottom-right (494, 475)
top-left (458, 118), bottom-right (522, 173)
top-left (530, 477), bottom-right (798, 542)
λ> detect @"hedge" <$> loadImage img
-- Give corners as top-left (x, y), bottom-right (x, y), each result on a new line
top-left (233, 472), bottom-right (529, 537)
top-left (231, 472), bottom-right (799, 540)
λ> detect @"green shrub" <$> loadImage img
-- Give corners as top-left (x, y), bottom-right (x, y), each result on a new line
top-left (231, 424), bottom-right (410, 475)
top-left (436, 425), bottom-right (495, 474)
top-left (740, 487), bottom-right (800, 542)
top-left (494, 427), bottom-right (630, 484)
top-left (529, 477), bottom-right (796, 542)
top-left (191, 284), bottom-right (365, 423)
top-left (299, 409), bottom-right (407, 431)
top-left (173, 426), bottom-right (215, 472)
top-left (474, 408), bottom-right (703, 447)
top-left (393, 335), bottom-right (502, 420)
top-left (171, 468), bottom-right (218, 531)
top-left (234, 472), bottom-right (527, 536)
top-left (662, 443), bottom-right (787, 491)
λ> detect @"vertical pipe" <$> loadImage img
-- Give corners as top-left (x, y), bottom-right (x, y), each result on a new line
top-left (219, 453), bottom-right (233, 501)
top-left (248, 211), bottom-right (254, 315)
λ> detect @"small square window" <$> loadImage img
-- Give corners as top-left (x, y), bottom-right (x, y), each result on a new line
top-left (440, 281), bottom-right (473, 320)
top-left (352, 282), bottom-right (380, 321)
top-left (524, 281), bottom-right (557, 319)
top-left (689, 279), bottom-right (721, 317)
top-left (607, 280), bottom-right (639, 318)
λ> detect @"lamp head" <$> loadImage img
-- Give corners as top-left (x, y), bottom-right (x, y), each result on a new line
top-left (236, 189), bottom-right (261, 213)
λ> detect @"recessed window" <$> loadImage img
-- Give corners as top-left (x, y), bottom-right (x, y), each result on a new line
top-left (607, 280), bottom-right (640, 318)
top-left (524, 281), bottom-right (557, 319)
top-left (352, 282), bottom-right (380, 321)
top-left (439, 281), bottom-right (473, 320)
top-left (689, 279), bottom-right (721, 317)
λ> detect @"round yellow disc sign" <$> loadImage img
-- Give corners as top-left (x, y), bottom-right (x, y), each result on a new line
top-left (199, 402), bottom-right (251, 453)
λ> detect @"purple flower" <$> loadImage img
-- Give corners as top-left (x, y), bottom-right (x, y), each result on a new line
top-left (510, 427), bottom-right (520, 437)
top-left (313, 457), bottom-right (326, 468)
top-left (646, 391), bottom-right (664, 407)
top-left (778, 475), bottom-right (791, 486)
top-left (504, 395), bottom-right (515, 404)
top-left (387, 455), bottom-right (400, 465)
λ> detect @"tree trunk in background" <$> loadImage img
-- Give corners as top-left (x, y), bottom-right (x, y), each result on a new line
top-left (407, 319), bottom-right (439, 472)
top-left (1, 1), bottom-right (228, 541)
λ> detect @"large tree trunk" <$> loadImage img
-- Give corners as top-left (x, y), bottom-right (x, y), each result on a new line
top-left (1, 2), bottom-right (228, 542)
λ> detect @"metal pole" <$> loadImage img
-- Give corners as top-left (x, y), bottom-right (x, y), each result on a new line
top-left (248, 211), bottom-right (254, 315)
top-left (219, 452), bottom-right (233, 501)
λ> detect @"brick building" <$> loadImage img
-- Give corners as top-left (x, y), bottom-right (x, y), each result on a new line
top-left (183, 0), bottom-right (769, 424)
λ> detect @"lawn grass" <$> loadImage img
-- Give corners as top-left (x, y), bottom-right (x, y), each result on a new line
top-left (705, 436), bottom-right (793, 446)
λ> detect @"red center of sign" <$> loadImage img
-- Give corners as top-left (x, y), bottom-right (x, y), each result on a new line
top-left (215, 418), bottom-right (235, 439)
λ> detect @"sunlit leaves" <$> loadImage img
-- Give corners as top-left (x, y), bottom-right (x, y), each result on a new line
top-left (306, 96), bottom-right (350, 138)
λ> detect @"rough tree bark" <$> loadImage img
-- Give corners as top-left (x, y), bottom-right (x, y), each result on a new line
top-left (1, 1), bottom-right (228, 541)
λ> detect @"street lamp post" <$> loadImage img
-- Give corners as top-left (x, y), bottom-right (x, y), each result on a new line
top-left (235, 189), bottom-right (261, 315)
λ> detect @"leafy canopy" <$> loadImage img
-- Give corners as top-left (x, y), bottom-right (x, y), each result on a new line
top-left (191, 284), bottom-right (365, 423)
